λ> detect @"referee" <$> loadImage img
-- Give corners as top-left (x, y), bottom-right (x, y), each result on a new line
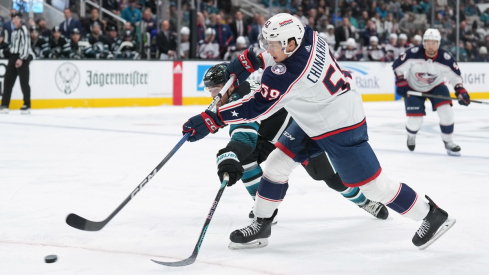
top-left (0, 12), bottom-right (33, 114)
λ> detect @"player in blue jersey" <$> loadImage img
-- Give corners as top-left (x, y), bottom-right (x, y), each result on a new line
top-left (182, 14), bottom-right (455, 250)
top-left (203, 63), bottom-right (388, 227)
top-left (392, 28), bottom-right (470, 156)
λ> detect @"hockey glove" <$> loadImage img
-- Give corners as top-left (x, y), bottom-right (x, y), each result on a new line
top-left (182, 110), bottom-right (224, 142)
top-left (225, 47), bottom-right (261, 87)
top-left (395, 74), bottom-right (409, 97)
top-left (455, 84), bottom-right (470, 106)
top-left (216, 148), bottom-right (243, 187)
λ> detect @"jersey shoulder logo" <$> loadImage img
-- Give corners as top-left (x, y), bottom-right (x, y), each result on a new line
top-left (411, 47), bottom-right (419, 53)
top-left (271, 63), bottom-right (287, 75)
top-left (305, 45), bottom-right (311, 52)
top-left (444, 52), bottom-right (451, 60)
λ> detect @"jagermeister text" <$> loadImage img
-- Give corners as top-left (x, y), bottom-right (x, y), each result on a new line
top-left (86, 71), bottom-right (149, 87)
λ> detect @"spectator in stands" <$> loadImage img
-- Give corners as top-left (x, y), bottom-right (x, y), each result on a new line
top-left (335, 17), bottom-right (355, 50)
top-left (179, 27), bottom-right (190, 59)
top-left (384, 33), bottom-right (399, 61)
top-left (198, 28), bottom-right (219, 59)
top-left (364, 36), bottom-right (386, 61)
top-left (103, 0), bottom-right (120, 15)
top-left (213, 14), bottom-right (234, 58)
top-left (412, 34), bottom-right (422, 46)
top-left (411, 0), bottom-right (423, 14)
top-left (399, 12), bottom-right (416, 37)
top-left (60, 8), bottom-right (84, 37)
top-left (482, 8), bottom-right (489, 25)
top-left (465, 41), bottom-right (477, 61)
top-left (2, 9), bottom-right (17, 44)
top-left (321, 25), bottom-right (336, 49)
top-left (0, 32), bottom-right (10, 59)
top-left (363, 20), bottom-right (378, 46)
top-left (383, 12), bottom-right (398, 38)
top-left (67, 28), bottom-right (95, 59)
top-left (224, 36), bottom-right (246, 60)
top-left (86, 22), bottom-right (106, 45)
top-left (142, 8), bottom-right (157, 34)
top-left (114, 30), bottom-right (138, 59)
top-left (202, 0), bottom-right (219, 15)
top-left (197, 12), bottom-right (206, 44)
top-left (376, 1), bottom-right (389, 19)
top-left (357, 10), bottom-right (370, 30)
top-left (30, 26), bottom-right (49, 59)
top-left (121, 0), bottom-right (142, 24)
top-left (336, 38), bottom-right (361, 61)
top-left (49, 26), bottom-right (69, 59)
top-left (104, 25), bottom-right (119, 52)
top-left (346, 8), bottom-right (359, 29)
top-left (450, 40), bottom-right (469, 61)
top-left (144, 0), bottom-right (157, 14)
top-left (156, 20), bottom-right (177, 60)
top-left (398, 33), bottom-right (409, 54)
top-left (36, 18), bottom-right (51, 38)
top-left (475, 46), bottom-right (489, 62)
top-left (83, 9), bottom-right (103, 36)
top-left (295, 6), bottom-right (308, 25)
top-left (464, 0), bottom-right (479, 17)
top-left (372, 14), bottom-right (384, 38)
top-left (249, 15), bottom-right (265, 46)
top-left (230, 11), bottom-right (247, 44)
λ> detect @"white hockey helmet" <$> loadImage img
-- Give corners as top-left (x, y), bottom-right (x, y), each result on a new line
top-left (422, 28), bottom-right (440, 48)
top-left (259, 13), bottom-right (305, 55)
top-left (205, 28), bottom-right (215, 37)
top-left (180, 26), bottom-right (190, 35)
top-left (236, 36), bottom-right (247, 46)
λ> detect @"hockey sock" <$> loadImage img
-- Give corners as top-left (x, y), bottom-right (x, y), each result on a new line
top-left (386, 183), bottom-right (429, 221)
top-left (341, 187), bottom-right (368, 206)
top-left (254, 176), bottom-right (289, 218)
top-left (406, 116), bottom-right (423, 135)
top-left (241, 161), bottom-right (263, 200)
top-left (437, 104), bottom-right (454, 143)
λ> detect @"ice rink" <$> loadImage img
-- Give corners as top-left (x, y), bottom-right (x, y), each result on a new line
top-left (0, 101), bottom-right (488, 275)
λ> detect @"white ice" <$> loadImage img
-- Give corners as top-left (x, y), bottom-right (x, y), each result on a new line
top-left (0, 101), bottom-right (488, 275)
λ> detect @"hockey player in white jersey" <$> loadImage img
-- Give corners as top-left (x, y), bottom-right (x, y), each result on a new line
top-left (392, 28), bottom-right (470, 156)
top-left (182, 14), bottom-right (455, 250)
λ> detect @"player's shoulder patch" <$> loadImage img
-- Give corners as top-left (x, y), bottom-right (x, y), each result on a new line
top-left (444, 52), bottom-right (451, 60)
top-left (271, 63), bottom-right (287, 75)
top-left (411, 47), bottom-right (419, 53)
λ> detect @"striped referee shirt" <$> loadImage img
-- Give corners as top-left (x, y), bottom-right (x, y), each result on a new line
top-left (10, 25), bottom-right (32, 60)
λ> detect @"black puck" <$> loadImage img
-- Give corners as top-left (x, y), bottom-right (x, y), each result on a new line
top-left (44, 255), bottom-right (57, 263)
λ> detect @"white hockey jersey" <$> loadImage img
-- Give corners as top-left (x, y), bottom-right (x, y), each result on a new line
top-left (218, 26), bottom-right (365, 139)
top-left (392, 45), bottom-right (463, 92)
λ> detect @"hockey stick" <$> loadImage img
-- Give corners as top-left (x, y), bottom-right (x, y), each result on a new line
top-left (407, 91), bottom-right (489, 105)
top-left (152, 173), bottom-right (229, 267)
top-left (66, 75), bottom-right (235, 231)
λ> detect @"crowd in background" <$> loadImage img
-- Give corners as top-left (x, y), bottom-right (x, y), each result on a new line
top-left (0, 0), bottom-right (488, 61)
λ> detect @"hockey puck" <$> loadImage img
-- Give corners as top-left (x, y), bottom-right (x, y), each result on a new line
top-left (44, 255), bottom-right (57, 263)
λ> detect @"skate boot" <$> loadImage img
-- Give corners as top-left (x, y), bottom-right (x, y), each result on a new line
top-left (407, 135), bottom-right (416, 151)
top-left (360, 199), bottom-right (389, 220)
top-left (20, 105), bottom-right (31, 115)
top-left (229, 209), bottom-right (278, 250)
top-left (0, 105), bottom-right (8, 114)
top-left (444, 141), bottom-right (461, 156)
top-left (412, 195), bottom-right (456, 250)
top-left (249, 209), bottom-right (278, 225)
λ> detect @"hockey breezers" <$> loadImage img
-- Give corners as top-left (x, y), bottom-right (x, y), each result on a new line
top-left (66, 132), bottom-right (191, 231)
top-left (407, 91), bottom-right (489, 105)
top-left (65, 75), bottom-right (235, 231)
top-left (151, 173), bottom-right (229, 267)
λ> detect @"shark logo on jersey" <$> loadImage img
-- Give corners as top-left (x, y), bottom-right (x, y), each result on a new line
top-left (411, 47), bottom-right (419, 53)
top-left (272, 63), bottom-right (287, 75)
top-left (415, 72), bottom-right (438, 84)
top-left (444, 52), bottom-right (451, 60)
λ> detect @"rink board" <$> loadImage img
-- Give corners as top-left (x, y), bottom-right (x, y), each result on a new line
top-left (0, 60), bottom-right (487, 109)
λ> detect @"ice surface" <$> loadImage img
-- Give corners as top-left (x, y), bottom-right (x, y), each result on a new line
top-left (0, 101), bottom-right (488, 274)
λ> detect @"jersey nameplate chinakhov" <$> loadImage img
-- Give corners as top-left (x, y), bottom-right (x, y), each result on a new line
top-left (306, 36), bottom-right (327, 83)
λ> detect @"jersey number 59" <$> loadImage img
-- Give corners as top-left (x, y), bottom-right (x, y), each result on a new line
top-left (260, 84), bottom-right (280, 100)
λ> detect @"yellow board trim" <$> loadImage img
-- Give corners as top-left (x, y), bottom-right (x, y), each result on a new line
top-left (5, 93), bottom-right (489, 109)
top-left (7, 98), bottom-right (173, 109)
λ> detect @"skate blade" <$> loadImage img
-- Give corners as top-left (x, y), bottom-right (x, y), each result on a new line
top-left (446, 150), bottom-right (461, 157)
top-left (418, 217), bottom-right (456, 250)
top-left (228, 238), bottom-right (268, 250)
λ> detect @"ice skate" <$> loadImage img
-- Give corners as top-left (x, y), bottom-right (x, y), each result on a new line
top-left (20, 105), bottom-right (30, 115)
top-left (412, 195), bottom-right (456, 250)
top-left (360, 199), bottom-right (389, 220)
top-left (407, 135), bottom-right (416, 151)
top-left (0, 106), bottom-right (8, 114)
top-left (444, 141), bottom-right (461, 156)
top-left (229, 209), bottom-right (278, 250)
top-left (249, 209), bottom-right (277, 225)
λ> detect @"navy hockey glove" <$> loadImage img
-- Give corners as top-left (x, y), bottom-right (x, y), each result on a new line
top-left (216, 148), bottom-right (243, 187)
top-left (455, 84), bottom-right (470, 106)
top-left (225, 47), bottom-right (261, 87)
top-left (395, 74), bottom-right (409, 97)
top-left (182, 110), bottom-right (224, 142)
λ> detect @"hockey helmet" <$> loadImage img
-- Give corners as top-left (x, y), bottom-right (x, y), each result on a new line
top-left (205, 28), bottom-right (215, 37)
top-left (203, 63), bottom-right (227, 88)
top-left (258, 13), bottom-right (305, 55)
top-left (52, 25), bottom-right (61, 33)
top-left (422, 28), bottom-right (440, 48)
top-left (180, 26), bottom-right (190, 36)
top-left (236, 36), bottom-right (247, 47)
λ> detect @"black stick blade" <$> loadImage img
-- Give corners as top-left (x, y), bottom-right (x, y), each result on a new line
top-left (151, 256), bottom-right (196, 267)
top-left (66, 213), bottom-right (105, 231)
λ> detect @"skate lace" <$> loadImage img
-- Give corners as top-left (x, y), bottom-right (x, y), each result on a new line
top-left (361, 201), bottom-right (382, 216)
top-left (239, 219), bottom-right (261, 237)
top-left (417, 220), bottom-right (430, 238)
